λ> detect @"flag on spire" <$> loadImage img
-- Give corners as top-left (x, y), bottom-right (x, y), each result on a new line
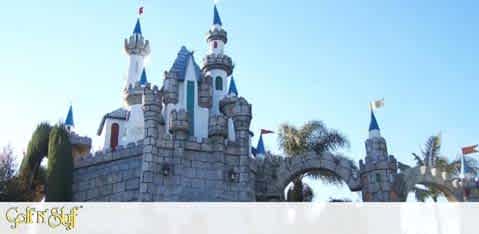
top-left (462, 145), bottom-right (478, 155)
top-left (261, 129), bottom-right (274, 135)
top-left (370, 98), bottom-right (384, 111)
top-left (139, 6), bottom-right (144, 15)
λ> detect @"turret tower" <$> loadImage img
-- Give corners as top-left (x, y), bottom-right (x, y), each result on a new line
top-left (202, 5), bottom-right (234, 114)
top-left (359, 111), bottom-right (398, 201)
top-left (124, 18), bottom-right (151, 90)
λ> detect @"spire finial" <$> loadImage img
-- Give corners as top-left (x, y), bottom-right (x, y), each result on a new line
top-left (228, 76), bottom-right (238, 96)
top-left (368, 111), bottom-right (381, 138)
top-left (140, 68), bottom-right (148, 85)
top-left (133, 18), bottom-right (142, 35)
top-left (65, 105), bottom-right (74, 127)
top-left (256, 134), bottom-right (265, 157)
top-left (213, 4), bottom-right (223, 26)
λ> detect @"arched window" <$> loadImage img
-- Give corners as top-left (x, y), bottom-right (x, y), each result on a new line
top-left (213, 41), bottom-right (218, 49)
top-left (110, 123), bottom-right (119, 151)
top-left (215, 76), bottom-right (223, 91)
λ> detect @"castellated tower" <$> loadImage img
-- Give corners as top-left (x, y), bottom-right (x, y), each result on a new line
top-left (136, 5), bottom-right (255, 201)
top-left (202, 5), bottom-right (234, 115)
top-left (359, 111), bottom-right (398, 202)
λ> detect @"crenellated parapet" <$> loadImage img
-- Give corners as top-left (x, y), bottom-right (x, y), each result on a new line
top-left (202, 54), bottom-right (234, 76)
top-left (206, 27), bottom-right (228, 44)
top-left (162, 71), bottom-right (179, 105)
top-left (124, 34), bottom-right (151, 56)
top-left (123, 81), bottom-right (149, 106)
top-left (69, 132), bottom-right (92, 158)
top-left (219, 95), bottom-right (238, 117)
top-left (74, 141), bottom-right (144, 169)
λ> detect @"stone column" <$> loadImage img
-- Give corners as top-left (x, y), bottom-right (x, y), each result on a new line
top-left (231, 98), bottom-right (254, 201)
top-left (360, 136), bottom-right (398, 202)
top-left (139, 84), bottom-right (163, 201)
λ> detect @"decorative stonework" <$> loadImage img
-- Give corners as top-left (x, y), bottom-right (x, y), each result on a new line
top-left (202, 54), bottom-right (234, 76)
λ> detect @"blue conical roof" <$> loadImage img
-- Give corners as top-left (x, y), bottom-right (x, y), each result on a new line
top-left (140, 68), bottom-right (148, 85)
top-left (256, 135), bottom-right (265, 155)
top-left (133, 18), bottom-right (142, 34)
top-left (65, 105), bottom-right (74, 127)
top-left (369, 111), bottom-right (380, 131)
top-left (228, 76), bottom-right (238, 96)
top-left (213, 5), bottom-right (223, 26)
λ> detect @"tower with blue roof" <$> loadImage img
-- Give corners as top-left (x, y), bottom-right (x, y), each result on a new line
top-left (124, 17), bottom-right (151, 89)
top-left (359, 110), bottom-right (398, 202)
top-left (65, 105), bottom-right (74, 131)
top-left (202, 4), bottom-right (234, 115)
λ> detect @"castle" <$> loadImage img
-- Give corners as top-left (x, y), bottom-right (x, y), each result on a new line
top-left (67, 5), bottom-right (466, 202)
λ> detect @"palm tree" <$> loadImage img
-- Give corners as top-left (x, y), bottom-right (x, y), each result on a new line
top-left (278, 121), bottom-right (351, 201)
top-left (406, 135), bottom-right (461, 202)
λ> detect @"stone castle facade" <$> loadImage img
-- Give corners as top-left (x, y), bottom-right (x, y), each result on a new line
top-left (68, 5), bottom-right (466, 202)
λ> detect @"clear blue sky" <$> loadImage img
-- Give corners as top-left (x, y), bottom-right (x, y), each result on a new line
top-left (1, 1), bottom-right (478, 199)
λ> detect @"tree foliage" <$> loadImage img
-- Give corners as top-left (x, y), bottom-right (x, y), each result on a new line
top-left (0, 145), bottom-right (36, 201)
top-left (2, 122), bottom-right (73, 202)
top-left (19, 122), bottom-right (52, 184)
top-left (278, 120), bottom-right (350, 202)
top-left (46, 125), bottom-right (73, 201)
top-left (413, 136), bottom-right (458, 201)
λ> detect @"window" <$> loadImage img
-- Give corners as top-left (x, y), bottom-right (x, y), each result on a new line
top-left (187, 81), bottom-right (195, 135)
top-left (215, 76), bottom-right (223, 91)
top-left (110, 123), bottom-right (119, 151)
top-left (213, 41), bottom-right (218, 49)
top-left (376, 173), bottom-right (381, 183)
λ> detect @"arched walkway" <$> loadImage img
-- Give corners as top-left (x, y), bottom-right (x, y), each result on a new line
top-left (269, 152), bottom-right (361, 200)
top-left (400, 166), bottom-right (463, 202)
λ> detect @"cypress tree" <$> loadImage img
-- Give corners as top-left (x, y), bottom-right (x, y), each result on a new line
top-left (19, 123), bottom-right (51, 181)
top-left (46, 125), bottom-right (73, 201)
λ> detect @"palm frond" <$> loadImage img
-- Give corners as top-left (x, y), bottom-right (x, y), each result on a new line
top-left (412, 153), bottom-right (424, 166)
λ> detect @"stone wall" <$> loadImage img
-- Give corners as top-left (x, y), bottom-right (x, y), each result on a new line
top-left (72, 142), bottom-right (143, 201)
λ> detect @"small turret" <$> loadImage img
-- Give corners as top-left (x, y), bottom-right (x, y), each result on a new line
top-left (360, 111), bottom-right (398, 201)
top-left (65, 105), bottom-right (74, 132)
top-left (256, 135), bottom-right (266, 159)
top-left (169, 109), bottom-right (189, 141)
top-left (124, 18), bottom-right (151, 89)
top-left (203, 4), bottom-right (234, 114)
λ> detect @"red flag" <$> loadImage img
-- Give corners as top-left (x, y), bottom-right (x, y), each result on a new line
top-left (139, 6), bottom-right (144, 15)
top-left (462, 145), bottom-right (478, 155)
top-left (261, 129), bottom-right (274, 135)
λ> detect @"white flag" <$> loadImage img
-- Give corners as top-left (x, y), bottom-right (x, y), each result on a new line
top-left (370, 98), bottom-right (384, 110)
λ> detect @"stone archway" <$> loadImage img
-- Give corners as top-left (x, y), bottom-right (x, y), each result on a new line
top-left (400, 166), bottom-right (463, 202)
top-left (267, 152), bottom-right (361, 200)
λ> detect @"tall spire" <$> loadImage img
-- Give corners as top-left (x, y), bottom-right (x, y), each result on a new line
top-left (65, 105), bottom-right (74, 127)
top-left (133, 18), bottom-right (142, 35)
top-left (369, 111), bottom-right (381, 138)
top-left (256, 135), bottom-right (265, 158)
top-left (213, 5), bottom-right (223, 26)
top-left (228, 76), bottom-right (238, 96)
top-left (139, 68), bottom-right (148, 85)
